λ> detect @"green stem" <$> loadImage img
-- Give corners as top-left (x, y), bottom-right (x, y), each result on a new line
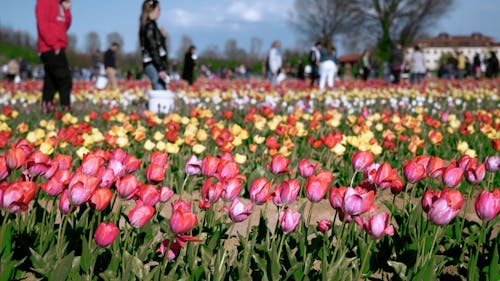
top-left (0, 212), bottom-right (10, 253)
top-left (56, 214), bottom-right (68, 261)
top-left (276, 233), bottom-right (286, 263)
top-left (457, 185), bottom-right (474, 244)
top-left (349, 171), bottom-right (359, 188)
top-left (356, 239), bottom-right (375, 281)
top-left (424, 225), bottom-right (443, 266)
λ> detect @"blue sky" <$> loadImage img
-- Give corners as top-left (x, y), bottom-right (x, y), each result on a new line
top-left (1, 0), bottom-right (499, 57)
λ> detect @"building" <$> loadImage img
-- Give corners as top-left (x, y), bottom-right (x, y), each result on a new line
top-left (405, 32), bottom-right (500, 71)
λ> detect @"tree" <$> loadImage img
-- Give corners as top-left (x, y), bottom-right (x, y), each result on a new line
top-left (85, 32), bottom-right (101, 53)
top-left (67, 34), bottom-right (78, 52)
top-left (176, 35), bottom-right (194, 60)
top-left (249, 37), bottom-right (263, 59)
top-left (106, 32), bottom-right (124, 49)
top-left (200, 44), bottom-right (220, 60)
top-left (224, 39), bottom-right (247, 61)
top-left (360, 0), bottom-right (454, 61)
top-left (289, 0), bottom-right (364, 45)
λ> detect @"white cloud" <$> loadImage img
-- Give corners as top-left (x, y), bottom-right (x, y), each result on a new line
top-left (227, 2), bottom-right (263, 22)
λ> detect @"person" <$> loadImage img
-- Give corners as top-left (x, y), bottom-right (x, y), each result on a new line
top-left (389, 43), bottom-right (403, 84)
top-left (410, 45), bottom-right (426, 84)
top-left (456, 51), bottom-right (466, 79)
top-left (319, 41), bottom-right (338, 90)
top-left (308, 41), bottom-right (321, 87)
top-left (6, 59), bottom-right (19, 82)
top-left (36, 0), bottom-right (73, 112)
top-left (473, 52), bottom-right (481, 79)
top-left (139, 0), bottom-right (169, 90)
top-left (486, 51), bottom-right (499, 78)
top-left (182, 45), bottom-right (197, 85)
top-left (361, 50), bottom-right (371, 81)
top-left (296, 59), bottom-right (305, 80)
top-left (19, 57), bottom-right (30, 80)
top-left (267, 41), bottom-right (282, 86)
top-left (91, 50), bottom-right (102, 80)
top-left (104, 42), bottom-right (119, 89)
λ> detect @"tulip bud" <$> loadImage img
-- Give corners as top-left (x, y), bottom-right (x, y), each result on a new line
top-left (94, 222), bottom-right (119, 247)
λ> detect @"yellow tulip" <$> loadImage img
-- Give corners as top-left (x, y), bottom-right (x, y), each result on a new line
top-left (166, 142), bottom-right (180, 154)
top-left (331, 143), bottom-right (346, 156)
top-left (153, 131), bottom-right (164, 141)
top-left (196, 129), bottom-right (208, 142)
top-left (39, 142), bottom-right (54, 155)
top-left (76, 147), bottom-right (90, 159)
top-left (192, 144), bottom-right (206, 154)
top-left (457, 141), bottom-right (469, 154)
top-left (156, 141), bottom-right (166, 151)
top-left (234, 153), bottom-right (247, 164)
top-left (144, 140), bottom-right (156, 151)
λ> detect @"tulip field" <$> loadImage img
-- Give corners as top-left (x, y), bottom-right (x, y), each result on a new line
top-left (0, 78), bottom-right (499, 280)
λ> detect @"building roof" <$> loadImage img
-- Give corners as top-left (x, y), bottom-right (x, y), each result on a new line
top-left (414, 32), bottom-right (499, 48)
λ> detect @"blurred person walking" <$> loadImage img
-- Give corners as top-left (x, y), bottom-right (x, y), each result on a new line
top-left (456, 51), bottom-right (467, 79)
top-left (361, 50), bottom-right (371, 81)
top-left (389, 43), bottom-right (403, 84)
top-left (139, 0), bottom-right (169, 90)
top-left (104, 42), bottom-right (119, 89)
top-left (267, 41), bottom-right (282, 86)
top-left (6, 58), bottom-right (19, 82)
top-left (473, 52), bottom-right (482, 79)
top-left (182, 45), bottom-right (197, 85)
top-left (410, 45), bottom-right (426, 84)
top-left (486, 51), bottom-right (499, 78)
top-left (36, 0), bottom-right (73, 112)
top-left (308, 41), bottom-right (321, 87)
top-left (319, 42), bottom-right (338, 90)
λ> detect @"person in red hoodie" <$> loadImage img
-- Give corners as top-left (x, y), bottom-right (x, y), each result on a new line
top-left (36, 0), bottom-right (72, 112)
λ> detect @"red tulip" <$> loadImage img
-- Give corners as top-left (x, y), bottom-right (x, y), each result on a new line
top-left (138, 184), bottom-right (159, 206)
top-left (0, 156), bottom-right (8, 181)
top-left (5, 145), bottom-right (27, 170)
top-left (58, 189), bottom-right (73, 214)
top-left (216, 160), bottom-right (240, 182)
top-left (227, 198), bottom-right (253, 222)
top-left (156, 239), bottom-right (182, 261)
top-left (97, 167), bottom-right (116, 188)
top-left (426, 156), bottom-right (445, 178)
top-left (305, 170), bottom-right (333, 202)
top-left (185, 155), bottom-right (202, 175)
top-left (90, 188), bottom-right (113, 211)
top-left (317, 219), bottom-right (332, 232)
top-left (422, 188), bottom-right (464, 225)
top-left (25, 151), bottom-right (50, 177)
top-left (403, 160), bottom-right (426, 184)
top-left (273, 179), bottom-right (301, 206)
top-left (41, 169), bottom-right (71, 196)
top-left (94, 222), bottom-right (119, 247)
top-left (298, 158), bottom-right (317, 177)
top-left (355, 212), bottom-right (394, 239)
top-left (442, 164), bottom-right (463, 188)
top-left (457, 155), bottom-right (475, 171)
top-left (2, 180), bottom-right (38, 213)
top-left (171, 199), bottom-right (192, 213)
top-left (150, 151), bottom-right (168, 166)
top-left (128, 200), bottom-right (155, 228)
top-left (159, 186), bottom-right (174, 203)
top-left (351, 151), bottom-right (374, 172)
top-left (201, 155), bottom-right (220, 177)
top-left (123, 155), bottom-right (141, 173)
top-left (465, 163), bottom-right (486, 185)
top-left (221, 178), bottom-right (243, 201)
top-left (329, 186), bottom-right (347, 210)
top-left (116, 174), bottom-right (140, 200)
top-left (201, 178), bottom-right (223, 203)
top-left (475, 189), bottom-right (500, 221)
top-left (170, 200), bottom-right (197, 234)
top-left (374, 162), bottom-right (400, 190)
top-left (268, 154), bottom-right (290, 175)
top-left (343, 187), bottom-right (376, 217)
top-left (485, 156), bottom-right (500, 172)
top-left (145, 164), bottom-right (166, 183)
top-left (81, 153), bottom-right (105, 175)
top-left (249, 178), bottom-right (273, 204)
top-left (279, 208), bottom-right (301, 233)
top-left (68, 172), bottom-right (99, 206)
top-left (53, 154), bottom-right (73, 170)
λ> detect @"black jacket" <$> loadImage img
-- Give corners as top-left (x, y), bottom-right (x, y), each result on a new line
top-left (104, 49), bottom-right (116, 68)
top-left (140, 20), bottom-right (168, 72)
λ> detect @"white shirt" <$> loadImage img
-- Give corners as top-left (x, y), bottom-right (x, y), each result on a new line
top-left (268, 48), bottom-right (282, 74)
top-left (411, 51), bottom-right (426, 74)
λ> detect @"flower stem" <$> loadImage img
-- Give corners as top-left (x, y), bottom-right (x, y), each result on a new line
top-left (349, 171), bottom-right (359, 188)
top-left (356, 239), bottom-right (374, 281)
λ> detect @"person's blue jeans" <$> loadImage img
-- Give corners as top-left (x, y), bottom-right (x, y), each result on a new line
top-left (143, 63), bottom-right (165, 90)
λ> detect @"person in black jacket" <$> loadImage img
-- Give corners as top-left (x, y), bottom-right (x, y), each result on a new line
top-left (104, 42), bottom-right (119, 89)
top-left (182, 45), bottom-right (197, 85)
top-left (139, 0), bottom-right (168, 90)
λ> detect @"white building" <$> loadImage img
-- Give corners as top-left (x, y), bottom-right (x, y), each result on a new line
top-left (404, 32), bottom-right (500, 71)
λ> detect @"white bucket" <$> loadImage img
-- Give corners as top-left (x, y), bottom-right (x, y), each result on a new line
top-left (148, 90), bottom-right (175, 114)
top-left (96, 76), bottom-right (108, 89)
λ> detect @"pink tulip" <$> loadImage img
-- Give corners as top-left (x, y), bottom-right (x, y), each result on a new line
top-left (58, 189), bottom-right (73, 214)
top-left (298, 158), bottom-right (317, 177)
top-left (123, 155), bottom-right (141, 173)
top-left (279, 208), bottom-right (301, 233)
top-left (426, 156), bottom-right (445, 178)
top-left (485, 156), bottom-right (500, 172)
top-left (216, 160), bottom-right (241, 182)
top-left (68, 172), bottom-right (99, 206)
top-left (227, 198), bottom-right (253, 222)
top-left (81, 153), bottom-right (105, 175)
top-left (159, 186), bottom-right (174, 203)
top-left (343, 187), bottom-right (376, 217)
top-left (374, 162), bottom-right (400, 190)
top-left (90, 188), bottom-right (113, 211)
top-left (145, 164), bottom-right (166, 183)
top-left (156, 239), bottom-right (182, 261)
top-left (41, 169), bottom-right (71, 196)
top-left (25, 150), bottom-right (50, 177)
top-left (53, 154), bottom-right (73, 170)
top-left (150, 151), bottom-right (168, 166)
top-left (128, 200), bottom-right (155, 228)
top-left (5, 145), bottom-right (27, 170)
top-left (201, 178), bottom-right (223, 203)
top-left (403, 160), bottom-right (426, 184)
top-left (329, 186), bottom-right (347, 210)
top-left (0, 156), bottom-right (9, 181)
top-left (422, 188), bottom-right (464, 225)
top-left (170, 200), bottom-right (197, 234)
top-left (249, 178), bottom-right (273, 204)
top-left (109, 148), bottom-right (127, 162)
top-left (116, 174), bottom-right (140, 200)
top-left (138, 184), bottom-right (160, 206)
top-left (185, 155), bottom-right (202, 175)
top-left (273, 179), bottom-right (301, 206)
top-left (268, 154), bottom-right (291, 175)
top-left (97, 167), bottom-right (116, 188)
top-left (351, 151), bottom-right (374, 172)
top-left (355, 212), bottom-right (394, 239)
top-left (108, 159), bottom-right (125, 178)
top-left (442, 164), bottom-right (463, 188)
top-left (221, 178), bottom-right (243, 201)
top-left (475, 189), bottom-right (500, 221)
top-left (465, 163), bottom-right (486, 185)
top-left (94, 222), bottom-right (119, 247)
top-left (457, 155), bottom-right (475, 171)
top-left (317, 219), bottom-right (332, 232)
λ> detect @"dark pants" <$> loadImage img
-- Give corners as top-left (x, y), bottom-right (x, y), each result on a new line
top-left (40, 50), bottom-right (72, 108)
top-left (362, 67), bottom-right (370, 81)
top-left (310, 65), bottom-right (319, 87)
top-left (391, 68), bottom-right (401, 84)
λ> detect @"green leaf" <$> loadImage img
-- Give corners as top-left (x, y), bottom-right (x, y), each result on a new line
top-left (80, 236), bottom-right (91, 272)
top-left (488, 240), bottom-right (499, 281)
top-left (49, 251), bottom-right (75, 281)
top-left (387, 260), bottom-right (407, 280)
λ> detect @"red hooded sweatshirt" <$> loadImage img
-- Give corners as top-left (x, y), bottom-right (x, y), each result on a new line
top-left (36, 0), bottom-right (72, 53)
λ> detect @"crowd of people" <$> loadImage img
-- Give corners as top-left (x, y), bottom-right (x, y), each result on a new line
top-left (1, 0), bottom-right (499, 112)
